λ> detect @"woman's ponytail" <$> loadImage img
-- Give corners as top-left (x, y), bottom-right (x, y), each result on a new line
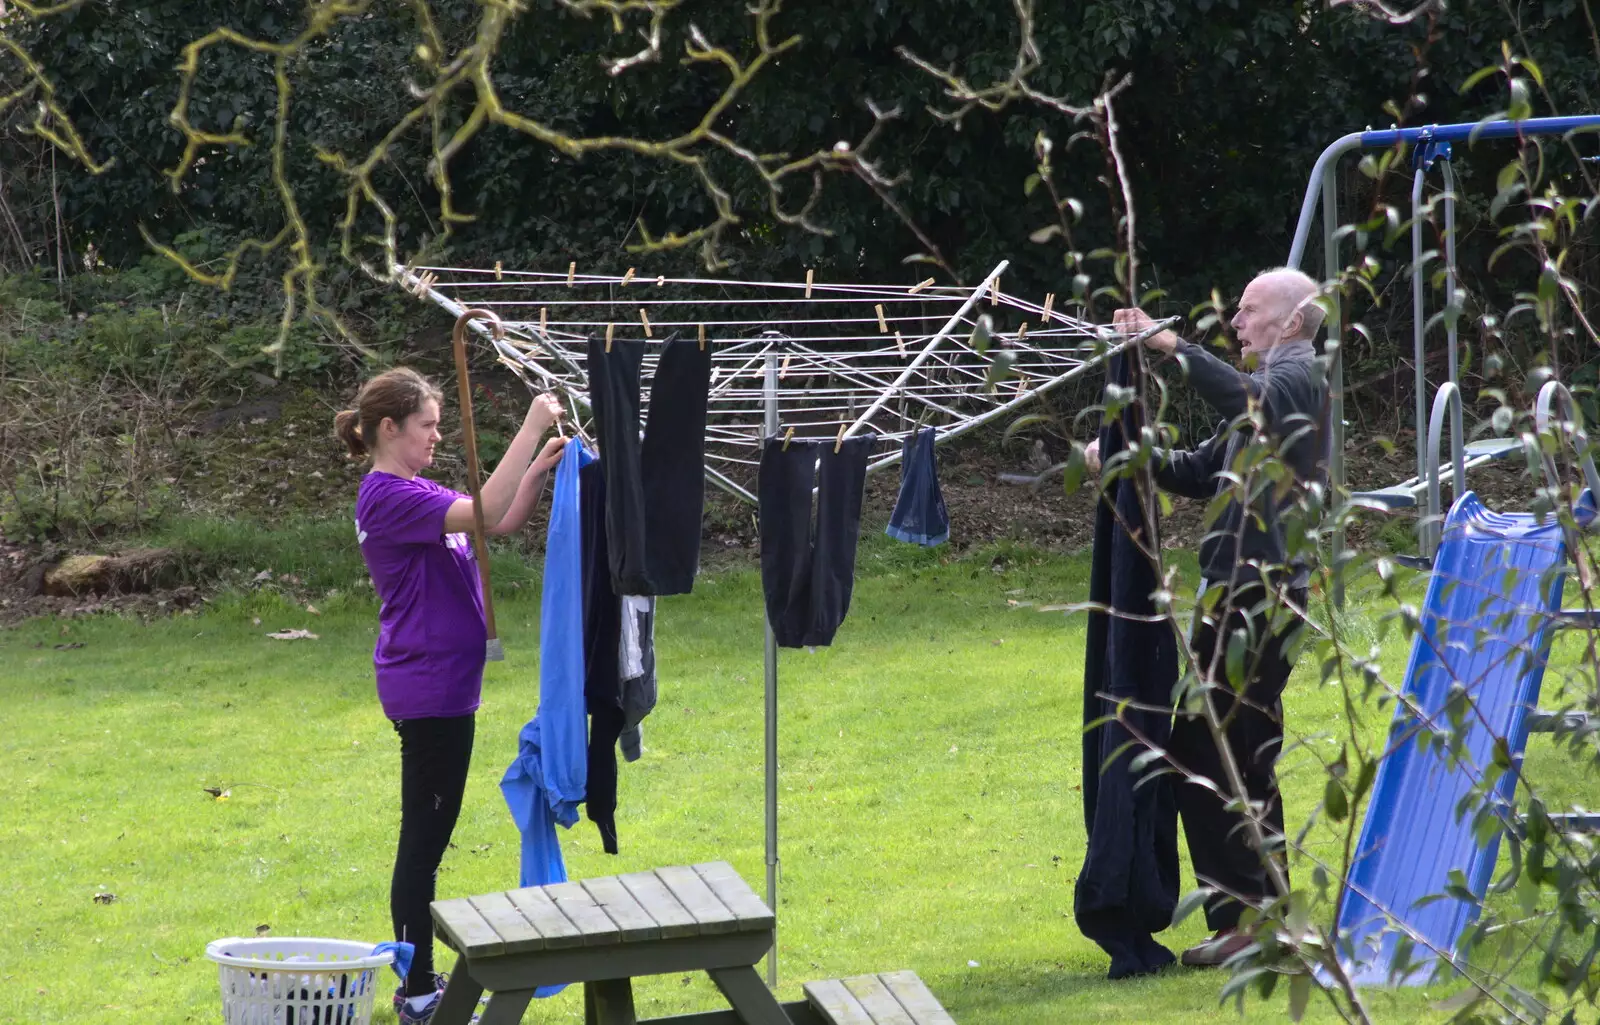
top-left (333, 409), bottom-right (368, 458)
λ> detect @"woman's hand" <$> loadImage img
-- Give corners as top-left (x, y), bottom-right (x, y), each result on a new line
top-left (524, 393), bottom-right (566, 436)
top-left (530, 435), bottom-right (567, 476)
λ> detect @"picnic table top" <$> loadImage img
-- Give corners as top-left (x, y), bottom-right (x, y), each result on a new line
top-left (432, 861), bottom-right (775, 959)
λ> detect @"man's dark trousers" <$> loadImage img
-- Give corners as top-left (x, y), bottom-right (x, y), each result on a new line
top-left (1170, 581), bottom-right (1305, 932)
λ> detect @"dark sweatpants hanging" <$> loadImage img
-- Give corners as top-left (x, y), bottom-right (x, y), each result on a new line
top-left (1073, 350), bottom-right (1181, 979)
top-left (587, 336), bottom-right (712, 597)
top-left (758, 435), bottom-right (873, 648)
top-left (579, 459), bottom-right (625, 855)
top-left (579, 457), bottom-right (662, 856)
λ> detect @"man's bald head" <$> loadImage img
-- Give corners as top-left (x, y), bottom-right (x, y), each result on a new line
top-left (1256, 268), bottom-right (1323, 339)
top-left (1233, 267), bottom-right (1324, 356)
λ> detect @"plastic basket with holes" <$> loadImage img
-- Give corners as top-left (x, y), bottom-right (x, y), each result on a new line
top-left (204, 937), bottom-right (395, 1025)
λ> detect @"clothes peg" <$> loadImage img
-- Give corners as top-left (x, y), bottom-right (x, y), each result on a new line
top-left (568, 261), bottom-right (576, 286)
top-left (909, 277), bottom-right (934, 294)
top-left (805, 269), bottom-right (814, 298)
top-left (988, 275), bottom-right (1001, 305)
top-left (834, 423), bottom-right (847, 453)
top-left (698, 323), bottom-right (707, 351)
top-left (1016, 322), bottom-right (1029, 341)
top-left (639, 308), bottom-right (652, 337)
top-left (780, 353), bottom-right (792, 379)
top-left (656, 275), bottom-right (665, 286)
top-left (621, 267), bottom-right (636, 286)
top-left (605, 322), bottom-right (614, 353)
top-left (1042, 293), bottom-right (1055, 321)
top-left (875, 304), bottom-right (888, 333)
top-left (782, 426), bottom-right (795, 451)
top-left (895, 331), bottom-right (906, 356)
top-left (494, 260), bottom-right (503, 280)
top-left (540, 307), bottom-right (547, 334)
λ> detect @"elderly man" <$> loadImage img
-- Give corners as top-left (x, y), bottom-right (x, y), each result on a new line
top-left (1086, 267), bottom-right (1327, 967)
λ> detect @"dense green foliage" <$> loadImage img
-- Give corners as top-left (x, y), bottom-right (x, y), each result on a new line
top-left (7, 0), bottom-right (1599, 304)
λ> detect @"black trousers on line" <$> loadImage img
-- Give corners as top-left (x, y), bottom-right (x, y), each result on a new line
top-left (587, 337), bottom-right (711, 597)
top-left (758, 436), bottom-right (873, 648)
top-left (1169, 583), bottom-right (1304, 932)
top-left (391, 713), bottom-right (475, 996)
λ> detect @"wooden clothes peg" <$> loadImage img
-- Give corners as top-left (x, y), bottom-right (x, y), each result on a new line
top-left (605, 322), bottom-right (615, 352)
top-left (782, 426), bottom-right (795, 451)
top-left (567, 261), bottom-right (576, 286)
top-left (698, 323), bottom-right (707, 351)
top-left (834, 423), bottom-right (847, 453)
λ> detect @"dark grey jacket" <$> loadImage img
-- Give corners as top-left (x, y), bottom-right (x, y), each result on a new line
top-left (1153, 338), bottom-right (1326, 586)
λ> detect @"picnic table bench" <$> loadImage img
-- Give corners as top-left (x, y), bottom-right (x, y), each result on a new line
top-left (428, 862), bottom-right (955, 1025)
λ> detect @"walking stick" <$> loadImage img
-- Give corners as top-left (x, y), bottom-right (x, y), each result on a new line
top-left (451, 308), bottom-right (506, 662)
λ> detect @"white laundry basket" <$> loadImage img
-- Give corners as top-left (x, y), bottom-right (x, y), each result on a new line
top-left (204, 937), bottom-right (395, 1025)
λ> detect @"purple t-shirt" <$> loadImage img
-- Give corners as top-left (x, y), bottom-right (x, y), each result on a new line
top-left (355, 471), bottom-right (486, 719)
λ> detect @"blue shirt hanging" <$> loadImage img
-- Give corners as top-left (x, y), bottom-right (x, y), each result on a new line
top-left (500, 438), bottom-right (594, 1000)
top-left (885, 427), bottom-right (949, 547)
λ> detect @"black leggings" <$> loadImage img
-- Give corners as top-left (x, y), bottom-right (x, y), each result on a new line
top-left (391, 714), bottom-right (475, 996)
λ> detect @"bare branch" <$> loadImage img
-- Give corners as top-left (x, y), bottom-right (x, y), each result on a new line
top-left (1327, 0), bottom-right (1445, 26)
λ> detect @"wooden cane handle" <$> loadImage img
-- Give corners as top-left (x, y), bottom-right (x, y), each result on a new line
top-left (451, 308), bottom-right (504, 661)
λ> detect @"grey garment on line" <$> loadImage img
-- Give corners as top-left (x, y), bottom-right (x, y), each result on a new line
top-left (618, 595), bottom-right (656, 763)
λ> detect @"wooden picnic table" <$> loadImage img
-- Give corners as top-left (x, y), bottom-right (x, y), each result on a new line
top-left (429, 861), bottom-right (794, 1025)
top-left (430, 861), bottom-right (956, 1025)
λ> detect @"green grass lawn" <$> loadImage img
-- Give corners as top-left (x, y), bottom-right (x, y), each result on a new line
top-left (0, 536), bottom-right (1583, 1024)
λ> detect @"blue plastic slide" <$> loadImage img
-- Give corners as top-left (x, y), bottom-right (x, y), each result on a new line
top-left (1334, 492), bottom-right (1570, 985)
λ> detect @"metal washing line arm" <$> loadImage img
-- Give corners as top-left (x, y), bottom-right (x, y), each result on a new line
top-left (843, 260), bottom-right (1010, 440)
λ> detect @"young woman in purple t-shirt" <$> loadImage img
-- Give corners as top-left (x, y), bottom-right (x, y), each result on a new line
top-left (334, 368), bottom-right (564, 1023)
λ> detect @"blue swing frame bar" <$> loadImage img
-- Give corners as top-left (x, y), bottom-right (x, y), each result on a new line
top-left (1282, 115), bottom-right (1600, 600)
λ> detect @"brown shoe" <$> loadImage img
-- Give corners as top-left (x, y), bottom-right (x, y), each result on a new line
top-left (1180, 930), bottom-right (1255, 968)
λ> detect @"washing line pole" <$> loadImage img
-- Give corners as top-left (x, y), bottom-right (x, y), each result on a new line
top-left (760, 261), bottom-right (1002, 985)
top-left (762, 350), bottom-right (780, 989)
